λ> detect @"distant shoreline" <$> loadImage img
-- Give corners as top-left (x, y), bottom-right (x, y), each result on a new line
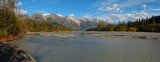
top-left (28, 32), bottom-right (160, 40)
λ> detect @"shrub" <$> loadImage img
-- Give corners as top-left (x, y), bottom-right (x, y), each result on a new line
top-left (0, 28), bottom-right (8, 37)
top-left (0, 7), bottom-right (24, 37)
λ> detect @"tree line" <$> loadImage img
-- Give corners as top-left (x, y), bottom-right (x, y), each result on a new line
top-left (0, 0), bottom-right (25, 37)
top-left (0, 0), bottom-right (72, 37)
top-left (87, 16), bottom-right (160, 32)
top-left (24, 19), bottom-right (72, 32)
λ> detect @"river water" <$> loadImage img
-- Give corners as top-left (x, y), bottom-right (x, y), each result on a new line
top-left (11, 32), bottom-right (160, 62)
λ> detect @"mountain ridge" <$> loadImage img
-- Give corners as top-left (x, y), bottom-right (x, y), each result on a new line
top-left (20, 13), bottom-right (103, 30)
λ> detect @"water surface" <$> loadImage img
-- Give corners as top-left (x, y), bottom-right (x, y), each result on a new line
top-left (11, 32), bottom-right (160, 62)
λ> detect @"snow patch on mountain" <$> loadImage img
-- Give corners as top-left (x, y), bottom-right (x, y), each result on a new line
top-left (67, 16), bottom-right (81, 25)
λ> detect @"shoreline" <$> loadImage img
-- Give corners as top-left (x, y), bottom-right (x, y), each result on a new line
top-left (0, 42), bottom-right (36, 62)
top-left (0, 35), bottom-right (18, 42)
top-left (84, 32), bottom-right (160, 40)
top-left (0, 33), bottom-right (25, 42)
top-left (28, 32), bottom-right (160, 40)
top-left (0, 34), bottom-right (36, 62)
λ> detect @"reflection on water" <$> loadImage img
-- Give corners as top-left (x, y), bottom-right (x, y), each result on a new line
top-left (11, 32), bottom-right (160, 62)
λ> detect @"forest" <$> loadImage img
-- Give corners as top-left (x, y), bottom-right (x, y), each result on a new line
top-left (0, 0), bottom-right (25, 37)
top-left (24, 19), bottom-right (72, 32)
top-left (1, 0), bottom-right (160, 38)
top-left (0, 0), bottom-right (72, 38)
top-left (87, 16), bottom-right (160, 32)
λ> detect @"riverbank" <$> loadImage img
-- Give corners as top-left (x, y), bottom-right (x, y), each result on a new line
top-left (85, 32), bottom-right (160, 40)
top-left (0, 42), bottom-right (35, 62)
top-left (28, 32), bottom-right (160, 40)
top-left (0, 35), bottom-right (36, 62)
top-left (0, 35), bottom-right (18, 42)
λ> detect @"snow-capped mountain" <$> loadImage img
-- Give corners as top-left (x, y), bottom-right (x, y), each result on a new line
top-left (29, 13), bottom-right (100, 30)
top-left (66, 16), bottom-right (81, 25)
top-left (31, 13), bottom-right (45, 21)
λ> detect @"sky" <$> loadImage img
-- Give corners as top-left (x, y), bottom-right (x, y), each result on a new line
top-left (16, 0), bottom-right (160, 23)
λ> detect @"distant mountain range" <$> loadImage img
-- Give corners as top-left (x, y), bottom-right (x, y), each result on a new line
top-left (20, 13), bottom-right (103, 30)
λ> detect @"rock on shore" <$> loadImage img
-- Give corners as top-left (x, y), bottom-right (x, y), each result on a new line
top-left (0, 42), bottom-right (36, 62)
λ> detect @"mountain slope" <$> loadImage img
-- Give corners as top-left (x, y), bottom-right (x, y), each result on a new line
top-left (30, 13), bottom-right (100, 30)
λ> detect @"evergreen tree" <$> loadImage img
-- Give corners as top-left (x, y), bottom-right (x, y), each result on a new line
top-left (0, 0), bottom-right (24, 37)
top-left (97, 21), bottom-right (105, 31)
top-left (87, 15), bottom-right (160, 32)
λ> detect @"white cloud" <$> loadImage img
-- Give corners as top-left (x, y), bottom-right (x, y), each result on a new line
top-left (96, 11), bottom-right (150, 23)
top-left (120, 0), bottom-right (155, 7)
top-left (124, 11), bottom-right (149, 21)
top-left (142, 4), bottom-right (147, 8)
top-left (82, 15), bottom-right (95, 21)
top-left (82, 13), bottom-right (95, 21)
top-left (69, 13), bottom-right (75, 17)
top-left (34, 10), bottom-right (51, 16)
top-left (114, 8), bottom-right (121, 12)
top-left (57, 14), bottom-right (64, 17)
top-left (106, 4), bottom-right (118, 11)
top-left (135, 11), bottom-right (148, 18)
top-left (96, 14), bottom-right (114, 23)
top-left (120, 10), bottom-right (124, 12)
top-left (16, 2), bottom-right (22, 7)
top-left (42, 13), bottom-right (50, 16)
top-left (15, 9), bottom-right (27, 15)
top-left (94, 0), bottom-right (157, 23)
top-left (98, 4), bottom-right (123, 12)
top-left (83, 15), bottom-right (92, 18)
top-left (96, 0), bottom-right (155, 8)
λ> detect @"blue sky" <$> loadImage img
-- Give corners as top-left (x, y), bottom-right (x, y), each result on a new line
top-left (16, 0), bottom-right (160, 23)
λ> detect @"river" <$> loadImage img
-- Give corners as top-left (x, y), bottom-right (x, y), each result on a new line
top-left (11, 32), bottom-right (160, 62)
